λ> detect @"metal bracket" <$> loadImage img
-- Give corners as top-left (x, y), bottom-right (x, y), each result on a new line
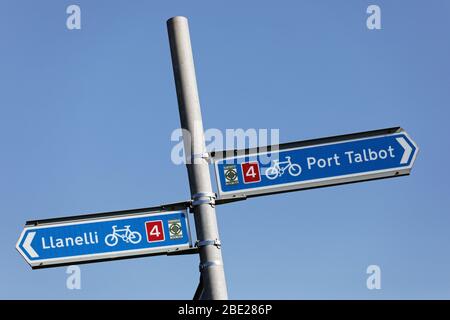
top-left (191, 192), bottom-right (216, 208)
top-left (215, 194), bottom-right (247, 205)
top-left (195, 239), bottom-right (221, 249)
top-left (166, 247), bottom-right (199, 256)
top-left (190, 152), bottom-right (211, 164)
top-left (199, 260), bottom-right (222, 271)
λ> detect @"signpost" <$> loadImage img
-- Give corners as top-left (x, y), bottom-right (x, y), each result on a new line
top-left (15, 16), bottom-right (420, 300)
top-left (213, 128), bottom-right (418, 199)
top-left (16, 208), bottom-right (191, 268)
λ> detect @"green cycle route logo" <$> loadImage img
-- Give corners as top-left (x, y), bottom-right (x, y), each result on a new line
top-left (224, 165), bottom-right (239, 185)
top-left (168, 219), bottom-right (183, 240)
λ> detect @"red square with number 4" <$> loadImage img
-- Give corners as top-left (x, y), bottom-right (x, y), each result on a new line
top-left (145, 220), bottom-right (165, 242)
top-left (241, 162), bottom-right (261, 184)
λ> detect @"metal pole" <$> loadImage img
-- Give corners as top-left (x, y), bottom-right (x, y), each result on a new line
top-left (167, 16), bottom-right (228, 300)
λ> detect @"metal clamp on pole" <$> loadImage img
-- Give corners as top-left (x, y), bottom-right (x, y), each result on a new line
top-left (199, 260), bottom-right (223, 271)
top-left (191, 192), bottom-right (216, 208)
top-left (195, 239), bottom-right (222, 249)
top-left (190, 152), bottom-right (210, 164)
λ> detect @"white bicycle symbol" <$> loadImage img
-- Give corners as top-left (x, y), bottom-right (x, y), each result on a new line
top-left (265, 156), bottom-right (302, 180)
top-left (105, 225), bottom-right (142, 247)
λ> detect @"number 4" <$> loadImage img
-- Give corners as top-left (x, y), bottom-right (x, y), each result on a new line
top-left (145, 220), bottom-right (165, 242)
top-left (245, 165), bottom-right (257, 178)
top-left (241, 162), bottom-right (261, 184)
top-left (149, 224), bottom-right (161, 237)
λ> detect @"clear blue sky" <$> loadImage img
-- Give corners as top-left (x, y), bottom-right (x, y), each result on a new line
top-left (1, 0), bottom-right (449, 299)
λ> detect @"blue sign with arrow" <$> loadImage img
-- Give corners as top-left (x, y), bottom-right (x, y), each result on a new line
top-left (214, 128), bottom-right (419, 199)
top-left (16, 210), bottom-right (191, 268)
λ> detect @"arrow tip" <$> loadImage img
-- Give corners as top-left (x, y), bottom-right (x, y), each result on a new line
top-left (22, 231), bottom-right (39, 258)
top-left (396, 137), bottom-right (413, 165)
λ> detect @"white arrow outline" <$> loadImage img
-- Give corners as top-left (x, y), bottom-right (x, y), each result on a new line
top-left (23, 232), bottom-right (39, 258)
top-left (396, 137), bottom-right (412, 164)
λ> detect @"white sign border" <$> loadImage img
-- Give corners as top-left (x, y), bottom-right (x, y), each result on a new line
top-left (213, 131), bottom-right (419, 199)
top-left (16, 210), bottom-right (192, 268)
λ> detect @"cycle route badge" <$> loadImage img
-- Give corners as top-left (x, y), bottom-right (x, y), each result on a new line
top-left (168, 219), bottom-right (183, 240)
top-left (16, 210), bottom-right (192, 268)
top-left (223, 165), bottom-right (239, 185)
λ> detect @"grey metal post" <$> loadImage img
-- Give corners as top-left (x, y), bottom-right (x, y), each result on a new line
top-left (167, 16), bottom-right (228, 300)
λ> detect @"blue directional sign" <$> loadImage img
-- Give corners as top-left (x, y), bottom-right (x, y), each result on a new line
top-left (16, 210), bottom-right (191, 268)
top-left (214, 128), bottom-right (419, 199)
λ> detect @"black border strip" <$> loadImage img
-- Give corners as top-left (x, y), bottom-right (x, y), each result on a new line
top-left (25, 201), bottom-right (191, 226)
top-left (31, 247), bottom-right (198, 270)
top-left (210, 127), bottom-right (402, 159)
